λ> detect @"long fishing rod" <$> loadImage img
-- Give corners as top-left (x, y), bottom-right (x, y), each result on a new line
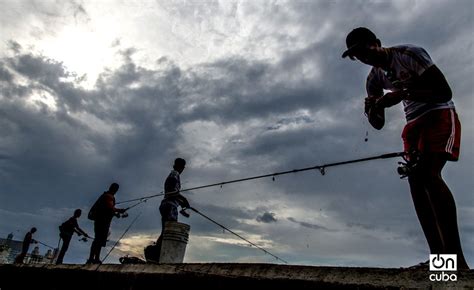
top-left (117, 193), bottom-right (165, 205)
top-left (96, 212), bottom-right (142, 270)
top-left (35, 240), bottom-right (56, 250)
top-left (117, 151), bottom-right (405, 206)
top-left (121, 198), bottom-right (153, 211)
top-left (188, 207), bottom-right (288, 264)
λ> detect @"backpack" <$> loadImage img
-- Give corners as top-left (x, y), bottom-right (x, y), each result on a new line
top-left (59, 218), bottom-right (71, 234)
top-left (88, 196), bottom-right (101, 221)
top-left (58, 221), bottom-right (74, 237)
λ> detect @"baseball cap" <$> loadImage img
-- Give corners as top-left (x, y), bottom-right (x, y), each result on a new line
top-left (342, 27), bottom-right (377, 58)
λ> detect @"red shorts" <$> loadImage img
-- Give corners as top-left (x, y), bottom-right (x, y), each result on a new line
top-left (402, 108), bottom-right (461, 161)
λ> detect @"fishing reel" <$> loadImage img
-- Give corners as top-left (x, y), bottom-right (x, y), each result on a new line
top-left (115, 212), bottom-right (129, 218)
top-left (397, 150), bottom-right (421, 179)
top-left (78, 233), bottom-right (92, 242)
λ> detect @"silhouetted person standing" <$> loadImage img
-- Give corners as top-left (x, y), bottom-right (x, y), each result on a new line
top-left (160, 158), bottom-right (190, 229)
top-left (146, 158), bottom-right (190, 262)
top-left (56, 209), bottom-right (89, 264)
top-left (87, 183), bottom-right (126, 264)
top-left (14, 227), bottom-right (37, 264)
top-left (342, 27), bottom-right (468, 269)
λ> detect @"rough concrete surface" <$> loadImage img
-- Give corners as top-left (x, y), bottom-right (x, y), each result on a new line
top-left (0, 263), bottom-right (472, 289)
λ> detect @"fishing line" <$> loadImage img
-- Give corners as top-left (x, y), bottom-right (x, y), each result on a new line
top-left (122, 198), bottom-right (151, 210)
top-left (35, 240), bottom-right (56, 250)
top-left (188, 207), bottom-right (288, 264)
top-left (96, 212), bottom-right (142, 270)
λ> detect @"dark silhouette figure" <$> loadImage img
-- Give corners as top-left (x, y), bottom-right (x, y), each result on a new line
top-left (14, 227), bottom-right (37, 264)
top-left (145, 158), bottom-right (190, 262)
top-left (56, 209), bottom-right (89, 264)
top-left (342, 27), bottom-right (468, 270)
top-left (87, 183), bottom-right (126, 264)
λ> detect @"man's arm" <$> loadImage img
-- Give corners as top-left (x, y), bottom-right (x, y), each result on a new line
top-left (365, 97), bottom-right (385, 130)
top-left (176, 194), bottom-right (190, 208)
top-left (104, 194), bottom-right (126, 215)
top-left (74, 225), bottom-right (89, 237)
top-left (376, 65), bottom-right (452, 109)
top-left (164, 174), bottom-right (189, 208)
top-left (71, 219), bottom-right (85, 236)
top-left (365, 69), bottom-right (386, 130)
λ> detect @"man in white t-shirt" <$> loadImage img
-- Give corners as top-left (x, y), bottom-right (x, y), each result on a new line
top-left (342, 27), bottom-right (468, 269)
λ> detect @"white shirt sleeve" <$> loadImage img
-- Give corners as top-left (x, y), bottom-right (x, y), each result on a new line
top-left (399, 46), bottom-right (434, 76)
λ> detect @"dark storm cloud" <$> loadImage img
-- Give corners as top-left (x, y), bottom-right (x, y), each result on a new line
top-left (10, 53), bottom-right (69, 82)
top-left (5, 53), bottom-right (88, 113)
top-left (0, 51), bottom-right (180, 211)
top-left (179, 51), bottom-right (349, 125)
top-left (7, 41), bottom-right (22, 54)
top-left (0, 0), bottom-right (472, 266)
top-left (287, 217), bottom-right (333, 232)
top-left (0, 63), bottom-right (13, 82)
top-left (346, 222), bottom-right (376, 231)
top-left (256, 212), bottom-right (277, 223)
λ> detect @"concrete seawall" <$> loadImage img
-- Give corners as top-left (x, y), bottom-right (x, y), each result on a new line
top-left (0, 263), bottom-right (472, 289)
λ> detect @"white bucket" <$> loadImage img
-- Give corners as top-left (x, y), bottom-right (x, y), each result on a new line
top-left (159, 221), bottom-right (190, 263)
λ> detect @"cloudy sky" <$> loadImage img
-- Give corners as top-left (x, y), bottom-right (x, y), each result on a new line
top-left (0, 0), bottom-right (472, 268)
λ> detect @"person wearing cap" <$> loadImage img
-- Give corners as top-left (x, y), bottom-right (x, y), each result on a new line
top-left (342, 27), bottom-right (469, 269)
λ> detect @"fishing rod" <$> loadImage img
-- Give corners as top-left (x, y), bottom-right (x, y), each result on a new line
top-left (117, 193), bottom-right (165, 205)
top-left (120, 198), bottom-right (153, 212)
top-left (96, 212), bottom-right (142, 270)
top-left (188, 207), bottom-right (288, 264)
top-left (35, 240), bottom-right (56, 250)
top-left (78, 235), bottom-right (95, 242)
top-left (117, 151), bottom-right (406, 206)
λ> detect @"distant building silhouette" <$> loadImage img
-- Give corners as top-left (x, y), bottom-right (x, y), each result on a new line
top-left (0, 233), bottom-right (22, 263)
top-left (0, 233), bottom-right (57, 264)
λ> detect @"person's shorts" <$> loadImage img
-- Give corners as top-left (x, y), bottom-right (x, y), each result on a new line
top-left (94, 221), bottom-right (110, 247)
top-left (402, 108), bottom-right (461, 161)
top-left (159, 200), bottom-right (178, 228)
